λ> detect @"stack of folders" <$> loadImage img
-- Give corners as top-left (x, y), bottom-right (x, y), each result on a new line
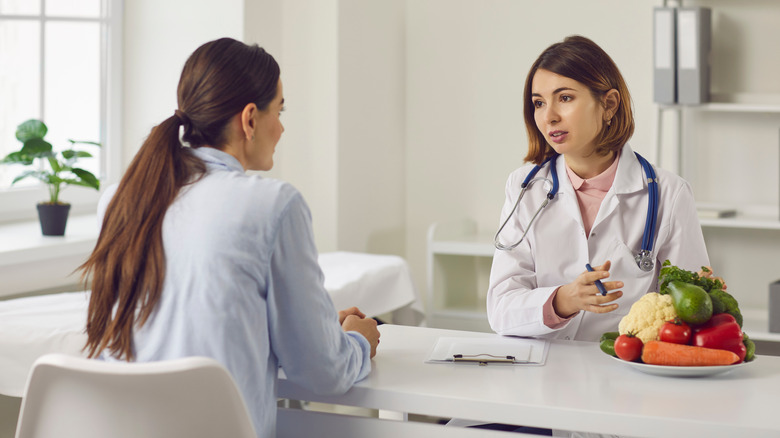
top-left (653, 6), bottom-right (712, 105)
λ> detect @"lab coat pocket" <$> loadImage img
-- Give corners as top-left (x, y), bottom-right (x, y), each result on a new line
top-left (607, 239), bottom-right (655, 316)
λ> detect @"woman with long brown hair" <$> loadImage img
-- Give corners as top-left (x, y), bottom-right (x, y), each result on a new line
top-left (488, 35), bottom-right (713, 343)
top-left (80, 37), bottom-right (379, 437)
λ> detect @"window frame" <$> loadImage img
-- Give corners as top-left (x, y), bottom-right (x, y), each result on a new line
top-left (0, 0), bottom-right (123, 223)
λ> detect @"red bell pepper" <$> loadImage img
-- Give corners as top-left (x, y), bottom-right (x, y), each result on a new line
top-left (692, 313), bottom-right (746, 363)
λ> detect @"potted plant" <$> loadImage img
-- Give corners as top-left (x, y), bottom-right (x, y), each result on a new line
top-left (1, 119), bottom-right (101, 236)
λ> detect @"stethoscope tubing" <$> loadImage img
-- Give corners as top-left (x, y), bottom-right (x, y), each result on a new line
top-left (493, 154), bottom-right (558, 251)
top-left (494, 152), bottom-right (659, 271)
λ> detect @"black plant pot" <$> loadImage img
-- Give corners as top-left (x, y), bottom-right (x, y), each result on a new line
top-left (37, 203), bottom-right (71, 236)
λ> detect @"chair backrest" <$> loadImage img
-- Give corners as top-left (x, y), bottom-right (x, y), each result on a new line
top-left (15, 354), bottom-right (256, 438)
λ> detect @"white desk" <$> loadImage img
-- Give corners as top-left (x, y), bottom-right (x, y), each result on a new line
top-left (278, 324), bottom-right (780, 438)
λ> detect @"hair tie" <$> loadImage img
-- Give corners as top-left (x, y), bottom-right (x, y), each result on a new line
top-left (174, 109), bottom-right (190, 125)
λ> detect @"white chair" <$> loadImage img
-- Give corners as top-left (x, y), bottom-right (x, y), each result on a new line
top-left (15, 354), bottom-right (256, 438)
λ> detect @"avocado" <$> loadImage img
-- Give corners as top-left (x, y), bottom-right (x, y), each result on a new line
top-left (667, 280), bottom-right (713, 325)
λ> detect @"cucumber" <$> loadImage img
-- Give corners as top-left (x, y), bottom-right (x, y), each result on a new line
top-left (600, 338), bottom-right (617, 357)
top-left (600, 331), bottom-right (619, 343)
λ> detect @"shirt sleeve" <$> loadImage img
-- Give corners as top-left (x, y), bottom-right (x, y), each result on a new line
top-left (542, 287), bottom-right (576, 329)
top-left (265, 192), bottom-right (371, 395)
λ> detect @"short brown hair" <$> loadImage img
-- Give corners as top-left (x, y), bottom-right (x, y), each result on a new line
top-left (523, 35), bottom-right (634, 165)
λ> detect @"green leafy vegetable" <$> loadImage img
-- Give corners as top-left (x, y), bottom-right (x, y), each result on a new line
top-left (658, 260), bottom-right (724, 294)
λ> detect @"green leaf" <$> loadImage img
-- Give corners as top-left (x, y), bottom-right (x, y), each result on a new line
top-left (62, 150), bottom-right (94, 160)
top-left (71, 168), bottom-right (100, 190)
top-left (16, 119), bottom-right (48, 143)
top-left (68, 139), bottom-right (101, 147)
top-left (11, 170), bottom-right (39, 185)
top-left (1, 151), bottom-right (35, 165)
top-left (48, 156), bottom-right (62, 173)
top-left (21, 138), bottom-right (53, 157)
top-left (45, 174), bottom-right (64, 185)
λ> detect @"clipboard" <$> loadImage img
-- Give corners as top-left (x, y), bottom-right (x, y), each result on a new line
top-left (425, 336), bottom-right (549, 366)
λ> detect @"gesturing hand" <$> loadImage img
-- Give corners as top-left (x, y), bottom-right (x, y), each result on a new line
top-left (553, 260), bottom-right (624, 318)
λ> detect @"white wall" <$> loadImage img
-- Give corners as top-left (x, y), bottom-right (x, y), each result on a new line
top-left (404, 0), bottom-right (657, 302)
top-left (122, 0), bottom-right (245, 167)
top-left (246, 0), bottom-right (406, 255)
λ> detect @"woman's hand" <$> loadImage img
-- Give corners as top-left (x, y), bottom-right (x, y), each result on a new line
top-left (698, 266), bottom-right (727, 290)
top-left (553, 260), bottom-right (624, 318)
top-left (341, 314), bottom-right (380, 358)
top-left (338, 306), bottom-right (366, 325)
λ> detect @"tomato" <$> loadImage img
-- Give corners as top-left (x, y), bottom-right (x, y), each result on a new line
top-left (659, 318), bottom-right (692, 345)
top-left (614, 334), bottom-right (643, 362)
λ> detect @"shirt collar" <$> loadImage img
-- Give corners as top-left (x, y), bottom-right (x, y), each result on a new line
top-left (189, 147), bottom-right (245, 173)
top-left (565, 150), bottom-right (620, 192)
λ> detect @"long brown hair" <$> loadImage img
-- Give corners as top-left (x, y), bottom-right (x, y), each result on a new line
top-left (80, 38), bottom-right (280, 360)
top-left (523, 35), bottom-right (635, 165)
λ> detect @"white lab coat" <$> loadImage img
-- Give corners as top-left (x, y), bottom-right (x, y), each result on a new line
top-left (487, 144), bottom-right (709, 342)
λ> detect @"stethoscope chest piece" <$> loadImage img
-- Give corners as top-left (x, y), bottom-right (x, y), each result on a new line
top-left (635, 249), bottom-right (655, 272)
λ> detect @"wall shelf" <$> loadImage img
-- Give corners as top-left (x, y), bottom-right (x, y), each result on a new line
top-left (426, 220), bottom-right (494, 332)
top-left (659, 102), bottom-right (780, 113)
top-left (697, 204), bottom-right (780, 230)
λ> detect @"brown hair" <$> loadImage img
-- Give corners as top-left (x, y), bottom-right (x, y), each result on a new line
top-left (80, 38), bottom-right (280, 360)
top-left (522, 35), bottom-right (634, 165)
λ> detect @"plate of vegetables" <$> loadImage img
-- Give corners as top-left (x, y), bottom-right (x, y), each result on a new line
top-left (599, 261), bottom-right (756, 377)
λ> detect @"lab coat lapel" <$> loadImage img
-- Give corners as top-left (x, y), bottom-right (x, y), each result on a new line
top-left (592, 144), bottom-right (645, 229)
top-left (552, 154), bottom-right (585, 232)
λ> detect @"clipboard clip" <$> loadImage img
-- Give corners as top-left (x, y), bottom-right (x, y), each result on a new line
top-left (452, 354), bottom-right (516, 366)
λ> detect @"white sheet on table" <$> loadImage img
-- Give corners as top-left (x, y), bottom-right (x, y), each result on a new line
top-left (0, 292), bottom-right (90, 397)
top-left (0, 252), bottom-right (421, 398)
top-left (318, 251), bottom-right (421, 318)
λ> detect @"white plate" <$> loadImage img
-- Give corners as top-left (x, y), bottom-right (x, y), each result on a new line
top-left (611, 355), bottom-right (752, 377)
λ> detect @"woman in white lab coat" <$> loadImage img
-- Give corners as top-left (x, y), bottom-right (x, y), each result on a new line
top-left (487, 35), bottom-right (711, 343)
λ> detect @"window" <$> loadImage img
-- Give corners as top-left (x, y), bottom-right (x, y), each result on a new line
top-left (0, 0), bottom-right (121, 222)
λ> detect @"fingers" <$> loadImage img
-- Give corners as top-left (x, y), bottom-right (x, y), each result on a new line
top-left (586, 289), bottom-right (623, 313)
top-left (338, 306), bottom-right (366, 324)
top-left (342, 315), bottom-right (380, 358)
top-left (593, 260), bottom-right (611, 272)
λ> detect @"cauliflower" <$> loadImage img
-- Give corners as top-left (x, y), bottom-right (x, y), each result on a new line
top-left (618, 292), bottom-right (677, 344)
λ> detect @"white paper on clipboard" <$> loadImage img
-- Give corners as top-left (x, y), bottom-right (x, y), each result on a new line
top-left (425, 336), bottom-right (549, 366)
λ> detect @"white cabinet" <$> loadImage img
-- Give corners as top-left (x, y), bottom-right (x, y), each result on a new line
top-left (657, 102), bottom-right (780, 341)
top-left (426, 220), bottom-right (493, 332)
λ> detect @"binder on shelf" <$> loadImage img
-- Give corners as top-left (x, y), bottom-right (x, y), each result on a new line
top-left (653, 7), bottom-right (677, 104)
top-left (677, 7), bottom-right (712, 104)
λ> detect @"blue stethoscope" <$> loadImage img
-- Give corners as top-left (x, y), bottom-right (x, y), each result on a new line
top-left (494, 152), bottom-right (659, 272)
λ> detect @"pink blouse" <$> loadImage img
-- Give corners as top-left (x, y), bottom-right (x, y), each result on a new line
top-left (543, 153), bottom-right (620, 327)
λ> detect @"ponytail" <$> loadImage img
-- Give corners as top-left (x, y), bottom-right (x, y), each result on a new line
top-left (81, 114), bottom-right (205, 360)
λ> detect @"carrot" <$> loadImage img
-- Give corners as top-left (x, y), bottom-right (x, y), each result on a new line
top-left (641, 341), bottom-right (739, 366)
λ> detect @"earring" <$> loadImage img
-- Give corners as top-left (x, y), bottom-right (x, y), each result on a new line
top-left (606, 119), bottom-right (612, 126)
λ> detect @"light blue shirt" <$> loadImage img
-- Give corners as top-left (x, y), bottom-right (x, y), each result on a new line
top-left (99, 147), bottom-right (371, 437)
